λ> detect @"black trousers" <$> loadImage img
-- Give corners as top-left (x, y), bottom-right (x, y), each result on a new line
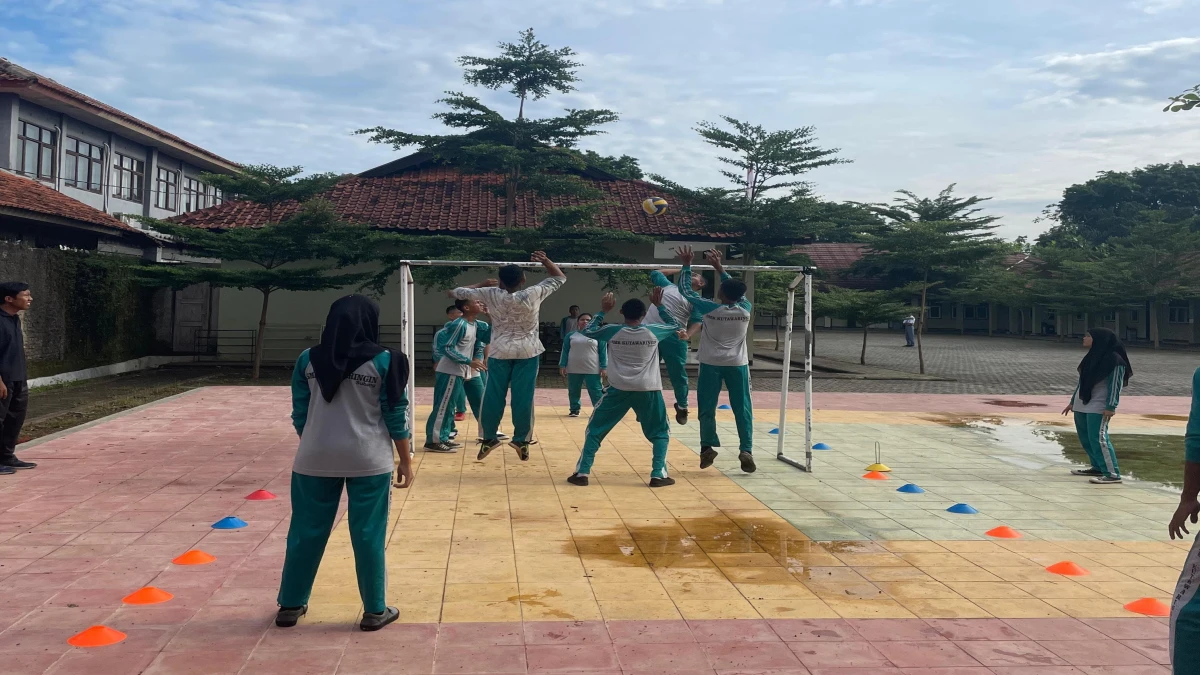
top-left (0, 381), bottom-right (28, 461)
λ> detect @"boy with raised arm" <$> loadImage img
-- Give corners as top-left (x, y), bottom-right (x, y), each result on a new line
top-left (425, 299), bottom-right (488, 453)
top-left (567, 293), bottom-right (686, 488)
top-left (677, 245), bottom-right (756, 473)
top-left (452, 251), bottom-right (566, 461)
top-left (644, 267), bottom-right (705, 425)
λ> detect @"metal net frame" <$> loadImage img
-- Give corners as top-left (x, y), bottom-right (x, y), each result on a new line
top-left (394, 260), bottom-right (816, 472)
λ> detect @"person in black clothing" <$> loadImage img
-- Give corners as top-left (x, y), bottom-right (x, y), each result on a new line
top-left (0, 282), bottom-right (36, 475)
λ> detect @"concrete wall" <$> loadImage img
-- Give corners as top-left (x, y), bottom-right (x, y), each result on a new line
top-left (0, 242), bottom-right (68, 364)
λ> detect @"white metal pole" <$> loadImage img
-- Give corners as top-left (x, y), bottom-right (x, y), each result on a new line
top-left (775, 273), bottom-right (807, 472)
top-left (804, 272), bottom-right (813, 472)
top-left (400, 263), bottom-right (416, 453)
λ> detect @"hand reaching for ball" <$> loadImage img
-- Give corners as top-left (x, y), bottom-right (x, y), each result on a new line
top-left (600, 292), bottom-right (616, 313)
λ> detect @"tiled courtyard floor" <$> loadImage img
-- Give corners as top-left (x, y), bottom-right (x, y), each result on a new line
top-left (0, 387), bottom-right (1185, 673)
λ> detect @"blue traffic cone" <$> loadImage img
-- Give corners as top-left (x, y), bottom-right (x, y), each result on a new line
top-left (812, 442), bottom-right (831, 450)
top-left (212, 516), bottom-right (247, 530)
top-left (946, 503), bottom-right (979, 514)
top-left (897, 483), bottom-right (925, 494)
top-left (769, 428), bottom-right (779, 434)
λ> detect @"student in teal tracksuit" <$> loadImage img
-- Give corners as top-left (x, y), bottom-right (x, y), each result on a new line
top-left (567, 293), bottom-right (684, 488)
top-left (425, 299), bottom-right (488, 453)
top-left (1061, 327), bottom-right (1131, 484)
top-left (559, 312), bottom-right (607, 417)
top-left (677, 246), bottom-right (756, 474)
top-left (645, 268), bottom-right (705, 424)
top-left (1170, 366), bottom-right (1200, 674)
top-left (432, 305), bottom-right (467, 440)
top-left (281, 295), bottom-right (411, 632)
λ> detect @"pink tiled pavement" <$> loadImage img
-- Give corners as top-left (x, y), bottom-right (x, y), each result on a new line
top-left (0, 388), bottom-right (1176, 674)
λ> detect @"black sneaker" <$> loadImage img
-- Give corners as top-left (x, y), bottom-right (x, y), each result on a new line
top-left (0, 465), bottom-right (14, 476)
top-left (1, 459), bottom-right (36, 470)
top-left (1090, 475), bottom-right (1123, 484)
top-left (510, 441), bottom-right (531, 461)
top-left (674, 403), bottom-right (688, 425)
top-left (497, 432), bottom-right (510, 440)
top-left (568, 410), bottom-right (581, 418)
top-left (1071, 468), bottom-right (1103, 477)
top-left (477, 439), bottom-right (503, 461)
top-left (447, 441), bottom-right (463, 449)
top-left (700, 446), bottom-right (718, 469)
top-left (275, 605), bottom-right (307, 627)
top-left (739, 452), bottom-right (756, 473)
top-left (649, 476), bottom-right (676, 488)
top-left (567, 473), bottom-right (589, 486)
top-left (424, 442), bottom-right (457, 454)
top-left (360, 606), bottom-right (399, 631)
top-left (449, 430), bottom-right (459, 440)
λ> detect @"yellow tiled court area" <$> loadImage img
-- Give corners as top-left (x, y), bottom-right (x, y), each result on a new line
top-left (307, 405), bottom-right (1191, 624)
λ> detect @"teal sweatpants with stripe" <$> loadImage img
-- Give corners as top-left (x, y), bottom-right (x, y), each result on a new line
top-left (658, 336), bottom-right (689, 410)
top-left (575, 389), bottom-right (670, 479)
top-left (428, 372), bottom-right (484, 444)
top-left (1172, 533), bottom-right (1200, 674)
top-left (453, 379), bottom-right (467, 414)
top-left (278, 471), bottom-right (391, 614)
top-left (481, 356), bottom-right (539, 444)
top-left (567, 373), bottom-right (604, 413)
top-left (697, 364), bottom-right (754, 453)
top-left (1073, 412), bottom-right (1120, 478)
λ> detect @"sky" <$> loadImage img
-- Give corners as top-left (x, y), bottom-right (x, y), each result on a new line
top-left (2, 0), bottom-right (1198, 240)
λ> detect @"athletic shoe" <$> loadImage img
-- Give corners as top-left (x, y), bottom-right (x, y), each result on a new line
top-left (360, 606), bottom-right (400, 631)
top-left (739, 452), bottom-right (757, 473)
top-left (567, 473), bottom-right (589, 486)
top-left (0, 465), bottom-right (14, 476)
top-left (1090, 475), bottom-right (1122, 484)
top-left (568, 410), bottom-right (581, 418)
top-left (449, 430), bottom-right (459, 440)
top-left (674, 403), bottom-right (688, 425)
top-left (700, 446), bottom-right (718, 469)
top-left (424, 442), bottom-right (458, 453)
top-left (1, 458), bottom-right (36, 470)
top-left (649, 476), bottom-right (676, 488)
top-left (275, 605), bottom-right (307, 627)
top-left (510, 441), bottom-right (531, 461)
top-left (454, 412), bottom-right (466, 422)
top-left (447, 441), bottom-right (463, 449)
top-left (1071, 468), bottom-right (1103, 477)
top-left (497, 432), bottom-right (510, 441)
top-left (477, 439), bottom-right (503, 461)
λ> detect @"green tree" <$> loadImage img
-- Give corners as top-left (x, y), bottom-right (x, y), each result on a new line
top-left (1105, 212), bottom-right (1200, 348)
top-left (812, 286), bottom-right (908, 365)
top-left (1165, 85), bottom-right (1200, 112)
top-left (857, 185), bottom-right (1003, 373)
top-left (948, 259), bottom-right (1035, 336)
top-left (581, 150), bottom-right (643, 179)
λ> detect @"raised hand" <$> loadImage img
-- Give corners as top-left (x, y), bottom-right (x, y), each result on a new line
top-left (649, 286), bottom-right (665, 306)
top-left (675, 245), bottom-right (695, 265)
top-left (600, 292), bottom-right (616, 313)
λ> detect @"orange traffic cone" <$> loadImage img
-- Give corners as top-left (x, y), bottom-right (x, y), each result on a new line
top-left (986, 526), bottom-right (1022, 539)
top-left (122, 587), bottom-right (174, 605)
top-left (172, 550), bottom-right (216, 565)
top-left (68, 625), bottom-right (127, 647)
top-left (1124, 597), bottom-right (1170, 616)
top-left (1046, 561), bottom-right (1089, 576)
top-left (862, 471), bottom-right (889, 480)
top-left (245, 489), bottom-right (277, 500)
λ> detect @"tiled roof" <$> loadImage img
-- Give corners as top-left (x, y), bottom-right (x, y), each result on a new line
top-left (170, 166), bottom-right (713, 238)
top-left (0, 171), bottom-right (142, 234)
top-left (0, 58), bottom-right (235, 169)
top-left (792, 242), bottom-right (870, 272)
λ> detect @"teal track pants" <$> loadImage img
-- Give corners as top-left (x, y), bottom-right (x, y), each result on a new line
top-left (427, 372), bottom-right (484, 444)
top-left (575, 389), bottom-right (670, 479)
top-left (278, 471), bottom-right (391, 614)
top-left (658, 336), bottom-right (689, 410)
top-left (481, 356), bottom-right (539, 444)
top-left (567, 373), bottom-right (604, 413)
top-left (1073, 411), bottom-right (1120, 478)
top-left (698, 363), bottom-right (754, 453)
top-left (1172, 533), bottom-right (1200, 674)
top-left (453, 379), bottom-right (467, 414)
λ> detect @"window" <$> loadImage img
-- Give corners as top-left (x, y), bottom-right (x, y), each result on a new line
top-left (1130, 310), bottom-right (1139, 322)
top-left (155, 167), bottom-right (179, 210)
top-left (112, 153), bottom-right (145, 201)
top-left (63, 137), bottom-right (103, 192)
top-left (1103, 311), bottom-right (1116, 322)
top-left (927, 305), bottom-right (942, 320)
top-left (18, 121), bottom-right (55, 180)
top-left (964, 304), bottom-right (989, 320)
top-left (183, 177), bottom-right (205, 212)
top-left (1169, 301), bottom-right (1190, 324)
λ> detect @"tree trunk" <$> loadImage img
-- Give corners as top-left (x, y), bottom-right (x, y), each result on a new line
top-left (1114, 308), bottom-right (1121, 341)
top-left (1008, 306), bottom-right (1015, 335)
top-left (811, 323), bottom-right (817, 358)
top-left (917, 274), bottom-right (927, 375)
top-left (774, 316), bottom-right (780, 351)
top-left (1151, 299), bottom-right (1161, 349)
top-left (253, 289), bottom-right (271, 380)
top-left (987, 302), bottom-right (995, 336)
top-left (861, 323), bottom-right (868, 365)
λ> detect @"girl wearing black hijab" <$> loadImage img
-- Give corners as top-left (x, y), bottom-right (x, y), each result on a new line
top-left (1061, 327), bottom-right (1131, 484)
top-left (277, 295), bottom-right (412, 631)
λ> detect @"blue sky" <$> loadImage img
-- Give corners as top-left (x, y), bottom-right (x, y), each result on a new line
top-left (2, 0), bottom-right (1198, 239)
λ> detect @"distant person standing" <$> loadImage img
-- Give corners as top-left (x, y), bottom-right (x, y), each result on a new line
top-left (0, 282), bottom-right (35, 475)
top-left (559, 312), bottom-right (606, 417)
top-left (1061, 327), bottom-right (1131, 485)
top-left (903, 314), bottom-right (916, 347)
top-left (1168, 366), bottom-right (1200, 674)
top-left (559, 306), bottom-right (580, 343)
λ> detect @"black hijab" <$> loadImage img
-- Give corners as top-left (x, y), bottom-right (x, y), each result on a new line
top-left (308, 295), bottom-right (407, 409)
top-left (1077, 327), bottom-right (1132, 403)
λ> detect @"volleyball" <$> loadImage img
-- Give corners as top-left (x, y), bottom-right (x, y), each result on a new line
top-left (641, 196), bottom-right (668, 216)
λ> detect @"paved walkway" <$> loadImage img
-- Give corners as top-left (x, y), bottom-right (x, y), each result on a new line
top-left (0, 387), bottom-right (1181, 673)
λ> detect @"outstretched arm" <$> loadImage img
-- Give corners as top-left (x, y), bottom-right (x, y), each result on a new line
top-left (649, 270), bottom-right (675, 288)
top-left (532, 250), bottom-right (565, 278)
top-left (449, 279), bottom-right (498, 298)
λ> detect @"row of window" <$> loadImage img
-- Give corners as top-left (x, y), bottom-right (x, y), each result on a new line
top-left (17, 120), bottom-right (222, 212)
top-left (924, 304), bottom-right (1188, 324)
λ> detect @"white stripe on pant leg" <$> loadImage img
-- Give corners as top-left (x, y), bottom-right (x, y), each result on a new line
top-left (433, 375), bottom-right (459, 442)
top-left (1097, 416), bottom-right (1117, 476)
top-left (1172, 533), bottom-right (1200, 665)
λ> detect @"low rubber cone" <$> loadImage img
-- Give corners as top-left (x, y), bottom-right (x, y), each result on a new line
top-left (68, 625), bottom-right (126, 648)
top-left (123, 587), bottom-right (173, 605)
top-left (769, 428), bottom-right (779, 434)
top-left (812, 442), bottom-right (831, 450)
top-left (862, 471), bottom-right (889, 480)
top-left (245, 489), bottom-right (277, 501)
top-left (1124, 597), bottom-right (1170, 616)
top-left (212, 516), bottom-right (247, 530)
top-left (718, 404), bottom-right (732, 410)
top-left (865, 463), bottom-right (892, 472)
top-left (897, 483), bottom-right (925, 493)
top-left (1046, 561), bottom-right (1089, 576)
top-left (986, 526), bottom-right (1022, 539)
top-left (172, 550), bottom-right (216, 565)
top-left (947, 503), bottom-right (979, 514)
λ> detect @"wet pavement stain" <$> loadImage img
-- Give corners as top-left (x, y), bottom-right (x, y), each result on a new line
top-left (983, 399), bottom-right (1050, 408)
top-left (1143, 414), bottom-right (1189, 421)
top-left (921, 414), bottom-right (1006, 427)
top-left (565, 516), bottom-right (817, 568)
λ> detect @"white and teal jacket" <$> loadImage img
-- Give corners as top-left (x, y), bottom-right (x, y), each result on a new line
top-left (581, 314), bottom-right (679, 392)
top-left (1070, 364), bottom-right (1126, 414)
top-left (434, 317), bottom-right (488, 379)
top-left (679, 265), bottom-right (752, 367)
top-left (291, 349), bottom-right (410, 478)
top-left (558, 330), bottom-right (608, 375)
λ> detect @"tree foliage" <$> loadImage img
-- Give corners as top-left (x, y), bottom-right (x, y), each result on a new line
top-left (812, 286), bottom-right (908, 365)
top-left (1165, 84), bottom-right (1200, 112)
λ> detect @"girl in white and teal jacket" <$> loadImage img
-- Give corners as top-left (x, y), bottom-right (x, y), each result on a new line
top-left (1061, 327), bottom-right (1131, 484)
top-left (558, 312), bottom-right (607, 417)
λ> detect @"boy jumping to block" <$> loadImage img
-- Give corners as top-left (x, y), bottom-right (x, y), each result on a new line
top-left (425, 299), bottom-right (488, 453)
top-left (677, 246), bottom-right (756, 474)
top-left (567, 293), bottom-right (686, 488)
top-left (452, 251), bottom-right (566, 461)
top-left (559, 311), bottom-right (606, 417)
top-left (644, 267), bottom-right (704, 425)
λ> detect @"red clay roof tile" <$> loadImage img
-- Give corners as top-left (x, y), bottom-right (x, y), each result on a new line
top-left (0, 171), bottom-right (141, 234)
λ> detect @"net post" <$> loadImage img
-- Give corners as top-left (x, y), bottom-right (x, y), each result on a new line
top-left (804, 272), bottom-right (813, 472)
top-left (399, 263), bottom-right (416, 455)
top-left (775, 273), bottom-right (809, 472)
